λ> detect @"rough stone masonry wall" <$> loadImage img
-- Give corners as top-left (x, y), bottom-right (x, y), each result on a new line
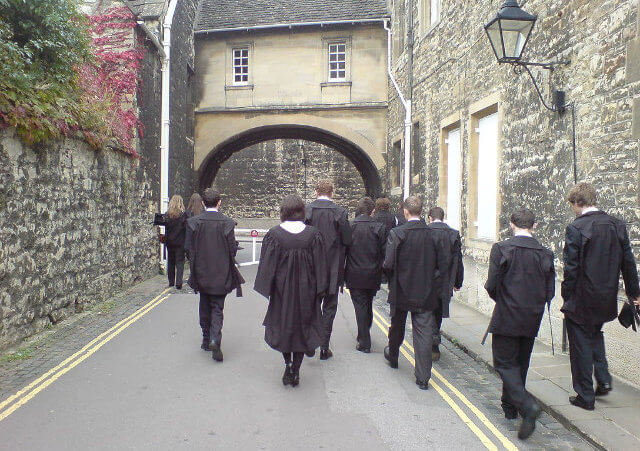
top-left (0, 130), bottom-right (158, 348)
top-left (388, 0), bottom-right (640, 384)
top-left (212, 140), bottom-right (366, 219)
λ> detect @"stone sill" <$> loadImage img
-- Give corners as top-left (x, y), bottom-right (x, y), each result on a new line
top-left (225, 84), bottom-right (254, 91)
top-left (195, 101), bottom-right (388, 114)
top-left (320, 81), bottom-right (352, 88)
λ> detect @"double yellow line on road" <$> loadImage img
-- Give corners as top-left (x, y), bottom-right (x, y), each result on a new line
top-left (371, 308), bottom-right (519, 451)
top-left (0, 288), bottom-right (172, 423)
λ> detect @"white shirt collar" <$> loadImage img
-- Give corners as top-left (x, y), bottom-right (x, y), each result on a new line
top-left (408, 217), bottom-right (420, 222)
top-left (317, 196), bottom-right (332, 201)
top-left (206, 207), bottom-right (218, 212)
top-left (431, 219), bottom-right (443, 223)
top-left (280, 221), bottom-right (306, 234)
top-left (514, 231), bottom-right (533, 237)
top-left (582, 206), bottom-right (599, 214)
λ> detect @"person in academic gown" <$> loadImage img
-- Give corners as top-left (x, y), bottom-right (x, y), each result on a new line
top-left (345, 197), bottom-right (387, 353)
top-left (255, 195), bottom-right (328, 387)
top-left (304, 179), bottom-right (352, 360)
top-left (185, 188), bottom-right (243, 362)
top-left (561, 183), bottom-right (640, 410)
top-left (427, 206), bottom-right (464, 361)
top-left (164, 195), bottom-right (188, 289)
top-left (383, 196), bottom-right (446, 390)
top-left (373, 197), bottom-right (396, 242)
top-left (485, 209), bottom-right (555, 440)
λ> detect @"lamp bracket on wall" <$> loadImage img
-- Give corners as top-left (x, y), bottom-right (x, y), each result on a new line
top-left (511, 59), bottom-right (571, 113)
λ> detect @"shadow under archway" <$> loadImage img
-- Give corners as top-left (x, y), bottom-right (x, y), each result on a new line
top-left (197, 125), bottom-right (383, 197)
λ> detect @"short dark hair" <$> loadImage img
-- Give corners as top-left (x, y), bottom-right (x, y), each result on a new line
top-left (375, 197), bottom-right (391, 211)
top-left (428, 206), bottom-right (445, 221)
top-left (403, 196), bottom-right (423, 216)
top-left (202, 188), bottom-right (221, 208)
top-left (567, 182), bottom-right (597, 207)
top-left (357, 197), bottom-right (375, 216)
top-left (510, 208), bottom-right (536, 229)
top-left (315, 179), bottom-right (334, 196)
top-left (280, 195), bottom-right (306, 222)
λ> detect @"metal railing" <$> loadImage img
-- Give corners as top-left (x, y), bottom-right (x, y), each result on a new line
top-left (235, 228), bottom-right (269, 266)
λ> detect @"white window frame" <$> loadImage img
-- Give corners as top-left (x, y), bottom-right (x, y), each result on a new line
top-left (328, 42), bottom-right (347, 81)
top-left (475, 113), bottom-right (499, 241)
top-left (430, 0), bottom-right (441, 27)
top-left (445, 127), bottom-right (462, 231)
top-left (232, 47), bottom-right (250, 85)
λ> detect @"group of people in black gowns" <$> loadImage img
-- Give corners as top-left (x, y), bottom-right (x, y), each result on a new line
top-left (181, 180), bottom-right (640, 442)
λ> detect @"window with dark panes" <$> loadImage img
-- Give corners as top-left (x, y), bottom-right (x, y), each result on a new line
top-left (233, 48), bottom-right (249, 84)
top-left (391, 140), bottom-right (402, 188)
top-left (412, 122), bottom-right (423, 184)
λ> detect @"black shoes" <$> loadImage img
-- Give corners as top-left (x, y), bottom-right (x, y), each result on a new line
top-left (356, 344), bottom-right (370, 354)
top-left (210, 342), bottom-right (223, 362)
top-left (282, 364), bottom-right (293, 386)
top-left (384, 346), bottom-right (398, 369)
top-left (176, 285), bottom-right (182, 290)
top-left (432, 345), bottom-right (441, 362)
top-left (595, 383), bottom-right (612, 396)
top-left (416, 379), bottom-right (429, 390)
top-left (518, 404), bottom-right (541, 440)
top-left (201, 338), bottom-right (210, 351)
top-left (569, 395), bottom-right (594, 410)
top-left (320, 349), bottom-right (333, 360)
top-left (291, 370), bottom-right (300, 387)
top-left (503, 407), bottom-right (518, 420)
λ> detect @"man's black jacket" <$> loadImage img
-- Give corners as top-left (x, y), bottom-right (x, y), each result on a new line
top-left (305, 199), bottom-right (352, 295)
top-left (561, 210), bottom-right (640, 325)
top-left (186, 211), bottom-right (240, 296)
top-left (485, 235), bottom-right (555, 337)
top-left (427, 221), bottom-right (464, 317)
top-left (383, 220), bottom-right (446, 313)
top-left (345, 215), bottom-right (386, 290)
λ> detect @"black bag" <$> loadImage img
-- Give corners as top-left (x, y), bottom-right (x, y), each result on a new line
top-left (618, 302), bottom-right (640, 332)
top-left (153, 213), bottom-right (167, 226)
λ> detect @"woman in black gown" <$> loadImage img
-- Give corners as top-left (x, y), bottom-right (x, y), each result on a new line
top-left (254, 195), bottom-right (327, 387)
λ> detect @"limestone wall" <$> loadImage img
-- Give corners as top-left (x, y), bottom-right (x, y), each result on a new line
top-left (0, 130), bottom-right (158, 348)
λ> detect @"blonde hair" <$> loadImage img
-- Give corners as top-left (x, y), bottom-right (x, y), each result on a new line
top-left (167, 195), bottom-right (185, 219)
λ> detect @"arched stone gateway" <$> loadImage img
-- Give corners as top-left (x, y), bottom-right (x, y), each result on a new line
top-left (197, 124), bottom-right (383, 198)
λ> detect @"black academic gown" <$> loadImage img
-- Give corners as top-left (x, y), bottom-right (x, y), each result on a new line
top-left (373, 210), bottom-right (396, 242)
top-left (485, 236), bottom-right (556, 337)
top-left (186, 211), bottom-right (241, 295)
top-left (305, 199), bottom-right (352, 295)
top-left (383, 220), bottom-right (445, 314)
top-left (345, 215), bottom-right (387, 290)
top-left (427, 221), bottom-right (464, 318)
top-left (254, 225), bottom-right (328, 353)
top-left (561, 210), bottom-right (640, 325)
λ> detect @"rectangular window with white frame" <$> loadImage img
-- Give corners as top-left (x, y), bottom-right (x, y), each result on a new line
top-left (430, 0), bottom-right (440, 27)
top-left (328, 42), bottom-right (347, 81)
top-left (233, 47), bottom-right (249, 84)
top-left (475, 112), bottom-right (499, 240)
top-left (445, 127), bottom-right (462, 231)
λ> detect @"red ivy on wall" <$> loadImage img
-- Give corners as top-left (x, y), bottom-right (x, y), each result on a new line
top-left (80, 6), bottom-right (144, 156)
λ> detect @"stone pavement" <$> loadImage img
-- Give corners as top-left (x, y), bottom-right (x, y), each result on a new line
top-left (435, 298), bottom-right (640, 451)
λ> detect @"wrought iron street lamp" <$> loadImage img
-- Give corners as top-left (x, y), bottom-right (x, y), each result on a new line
top-left (484, 0), bottom-right (571, 113)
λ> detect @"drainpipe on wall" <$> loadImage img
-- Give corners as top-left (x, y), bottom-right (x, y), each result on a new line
top-left (384, 19), bottom-right (412, 200)
top-left (159, 0), bottom-right (179, 265)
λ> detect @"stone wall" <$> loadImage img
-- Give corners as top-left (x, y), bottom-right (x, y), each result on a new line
top-left (212, 140), bottom-right (367, 219)
top-left (0, 130), bottom-right (158, 348)
top-left (388, 0), bottom-right (640, 384)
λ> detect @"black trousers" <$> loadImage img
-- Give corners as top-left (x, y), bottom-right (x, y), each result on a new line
top-left (320, 293), bottom-right (339, 350)
top-left (388, 308), bottom-right (434, 383)
top-left (350, 288), bottom-right (376, 349)
top-left (167, 246), bottom-right (185, 287)
top-left (282, 352), bottom-right (304, 372)
top-left (432, 300), bottom-right (443, 347)
top-left (566, 318), bottom-right (611, 405)
top-left (492, 334), bottom-right (536, 416)
top-left (199, 294), bottom-right (226, 345)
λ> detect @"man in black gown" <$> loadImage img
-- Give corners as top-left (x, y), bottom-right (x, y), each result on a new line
top-left (561, 183), bottom-right (640, 410)
top-left (485, 208), bottom-right (555, 439)
top-left (345, 197), bottom-right (386, 353)
top-left (185, 188), bottom-right (242, 362)
top-left (373, 197), bottom-right (396, 242)
top-left (305, 180), bottom-right (352, 360)
top-left (427, 206), bottom-right (464, 361)
top-left (383, 196), bottom-right (445, 390)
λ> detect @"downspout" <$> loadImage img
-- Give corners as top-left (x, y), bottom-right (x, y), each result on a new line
top-left (384, 19), bottom-right (412, 200)
top-left (160, 0), bottom-right (179, 264)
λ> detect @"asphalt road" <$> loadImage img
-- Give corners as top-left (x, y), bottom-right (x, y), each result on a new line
top-left (0, 245), bottom-right (591, 450)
